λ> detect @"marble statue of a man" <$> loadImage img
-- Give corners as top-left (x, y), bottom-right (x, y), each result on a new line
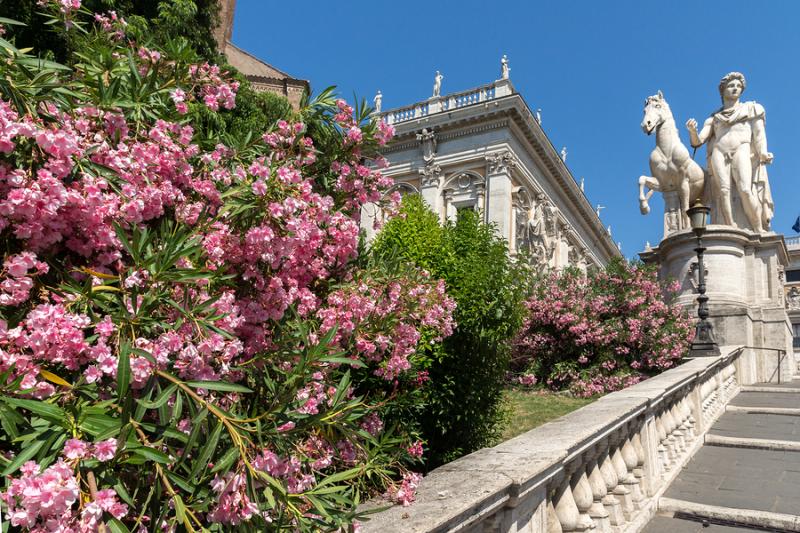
top-left (433, 71), bottom-right (443, 98)
top-left (686, 72), bottom-right (774, 232)
top-left (373, 90), bottom-right (382, 113)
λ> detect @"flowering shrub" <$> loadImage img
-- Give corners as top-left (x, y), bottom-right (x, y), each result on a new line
top-left (0, 5), bottom-right (454, 530)
top-left (512, 259), bottom-right (693, 397)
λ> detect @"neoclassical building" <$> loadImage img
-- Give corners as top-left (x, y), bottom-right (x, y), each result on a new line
top-left (785, 236), bottom-right (800, 357)
top-left (363, 68), bottom-right (621, 270)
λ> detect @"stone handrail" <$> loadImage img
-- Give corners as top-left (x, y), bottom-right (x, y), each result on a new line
top-left (786, 235), bottom-right (800, 249)
top-left (380, 79), bottom-right (513, 126)
top-left (360, 347), bottom-right (746, 533)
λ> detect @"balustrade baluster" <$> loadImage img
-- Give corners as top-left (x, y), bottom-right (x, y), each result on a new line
top-left (621, 433), bottom-right (644, 508)
top-left (631, 432), bottom-right (648, 495)
top-left (598, 448), bottom-right (625, 526)
top-left (611, 445), bottom-right (633, 518)
top-left (553, 473), bottom-right (592, 532)
top-left (571, 467), bottom-right (597, 532)
top-left (655, 415), bottom-right (669, 473)
top-left (587, 454), bottom-right (611, 533)
top-left (548, 498), bottom-right (563, 533)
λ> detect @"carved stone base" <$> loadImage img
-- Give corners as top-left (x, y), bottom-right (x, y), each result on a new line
top-left (641, 227), bottom-right (794, 383)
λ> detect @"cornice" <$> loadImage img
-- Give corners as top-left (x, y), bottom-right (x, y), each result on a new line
top-left (379, 95), bottom-right (621, 262)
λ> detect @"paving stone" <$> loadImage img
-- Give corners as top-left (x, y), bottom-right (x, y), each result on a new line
top-left (710, 411), bottom-right (800, 442)
top-left (664, 445), bottom-right (800, 515)
top-left (730, 391), bottom-right (800, 408)
top-left (643, 515), bottom-right (764, 533)
top-left (752, 380), bottom-right (800, 389)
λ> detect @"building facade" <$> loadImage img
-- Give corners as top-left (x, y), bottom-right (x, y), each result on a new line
top-left (214, 0), bottom-right (309, 109)
top-left (363, 73), bottom-right (621, 270)
top-left (785, 236), bottom-right (800, 358)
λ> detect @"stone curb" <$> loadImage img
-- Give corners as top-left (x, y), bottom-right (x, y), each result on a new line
top-left (727, 405), bottom-right (800, 416)
top-left (658, 497), bottom-right (800, 531)
top-left (704, 433), bottom-right (800, 452)
top-left (741, 386), bottom-right (800, 394)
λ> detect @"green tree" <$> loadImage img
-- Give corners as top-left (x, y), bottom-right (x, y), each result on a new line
top-left (372, 195), bottom-right (531, 467)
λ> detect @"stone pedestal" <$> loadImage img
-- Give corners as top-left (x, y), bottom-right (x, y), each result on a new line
top-left (641, 226), bottom-right (793, 383)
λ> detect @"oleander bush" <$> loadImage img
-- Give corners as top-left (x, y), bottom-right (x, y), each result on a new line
top-left (0, 4), bottom-right (455, 530)
top-left (512, 259), bottom-right (694, 397)
top-left (372, 195), bottom-right (531, 467)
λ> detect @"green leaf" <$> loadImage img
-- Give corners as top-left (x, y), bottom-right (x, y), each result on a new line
top-left (117, 340), bottom-right (131, 399)
top-left (185, 381), bottom-right (252, 394)
top-left (107, 518), bottom-right (132, 533)
top-left (2, 438), bottom-right (45, 476)
top-left (190, 421), bottom-right (222, 479)
top-left (3, 397), bottom-right (68, 427)
top-left (136, 383), bottom-right (177, 409)
top-left (210, 446), bottom-right (239, 473)
top-left (129, 445), bottom-right (171, 464)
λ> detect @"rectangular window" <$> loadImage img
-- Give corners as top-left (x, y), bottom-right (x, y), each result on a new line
top-left (787, 270), bottom-right (800, 283)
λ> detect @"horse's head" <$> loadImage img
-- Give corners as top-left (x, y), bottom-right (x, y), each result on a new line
top-left (641, 90), bottom-right (672, 135)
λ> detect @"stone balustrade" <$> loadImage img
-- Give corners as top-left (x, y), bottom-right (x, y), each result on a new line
top-left (359, 347), bottom-right (747, 533)
top-left (380, 79), bottom-right (513, 125)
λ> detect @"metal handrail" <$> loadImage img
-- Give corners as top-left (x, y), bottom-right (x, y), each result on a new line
top-left (742, 345), bottom-right (788, 384)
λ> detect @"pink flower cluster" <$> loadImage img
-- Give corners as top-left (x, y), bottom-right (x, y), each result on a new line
top-left (318, 277), bottom-right (455, 380)
top-left (62, 437), bottom-right (118, 461)
top-left (1, 459), bottom-right (126, 531)
top-left (190, 63), bottom-right (239, 111)
top-left (0, 11), bottom-right (454, 529)
top-left (513, 262), bottom-right (694, 396)
top-left (1, 252), bottom-right (48, 305)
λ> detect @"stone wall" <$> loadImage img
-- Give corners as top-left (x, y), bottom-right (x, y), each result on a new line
top-left (360, 348), bottom-right (748, 533)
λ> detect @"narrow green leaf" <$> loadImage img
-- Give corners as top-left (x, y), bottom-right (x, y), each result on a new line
top-left (3, 397), bottom-right (67, 426)
top-left (117, 340), bottom-right (131, 399)
top-left (185, 381), bottom-right (252, 394)
top-left (2, 439), bottom-right (45, 476)
top-left (107, 518), bottom-right (131, 533)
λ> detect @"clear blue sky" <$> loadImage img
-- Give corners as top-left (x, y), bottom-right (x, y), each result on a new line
top-left (232, 0), bottom-right (800, 256)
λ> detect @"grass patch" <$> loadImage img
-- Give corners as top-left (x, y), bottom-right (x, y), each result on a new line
top-left (500, 389), bottom-right (595, 441)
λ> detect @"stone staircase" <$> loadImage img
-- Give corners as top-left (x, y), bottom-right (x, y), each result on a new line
top-left (644, 380), bottom-right (800, 533)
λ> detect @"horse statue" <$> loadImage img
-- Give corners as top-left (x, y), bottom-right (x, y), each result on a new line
top-left (638, 91), bottom-right (705, 231)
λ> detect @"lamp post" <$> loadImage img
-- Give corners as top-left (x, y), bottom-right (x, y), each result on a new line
top-left (686, 202), bottom-right (719, 356)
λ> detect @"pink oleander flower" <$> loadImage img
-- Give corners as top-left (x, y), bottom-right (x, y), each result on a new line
top-left (93, 438), bottom-right (117, 461)
top-left (62, 438), bottom-right (89, 460)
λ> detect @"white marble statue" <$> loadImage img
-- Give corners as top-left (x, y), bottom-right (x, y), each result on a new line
top-left (536, 108), bottom-right (542, 124)
top-left (638, 91), bottom-right (705, 232)
top-left (560, 146), bottom-right (567, 162)
top-left (500, 55), bottom-right (510, 80)
top-left (686, 72), bottom-right (774, 232)
top-left (416, 128), bottom-right (436, 162)
top-left (373, 90), bottom-right (382, 113)
top-left (433, 71), bottom-right (443, 98)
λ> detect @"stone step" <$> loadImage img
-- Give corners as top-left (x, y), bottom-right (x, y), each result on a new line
top-left (705, 433), bottom-right (800, 452)
top-left (741, 386), bottom-right (800, 394)
top-left (644, 515), bottom-right (764, 532)
top-left (726, 405), bottom-right (800, 416)
top-left (658, 497), bottom-right (800, 532)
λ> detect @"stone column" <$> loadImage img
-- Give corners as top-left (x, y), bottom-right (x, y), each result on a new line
top-left (419, 164), bottom-right (442, 221)
top-left (486, 151), bottom-right (516, 243)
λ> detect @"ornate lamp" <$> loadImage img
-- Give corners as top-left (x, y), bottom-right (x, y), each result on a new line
top-left (686, 202), bottom-right (719, 356)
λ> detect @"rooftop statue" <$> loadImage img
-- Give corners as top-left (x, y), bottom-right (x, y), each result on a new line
top-left (373, 90), bottom-right (382, 113)
top-left (500, 55), bottom-right (510, 80)
top-left (433, 71), bottom-right (443, 98)
top-left (638, 91), bottom-right (705, 232)
top-left (686, 72), bottom-right (774, 232)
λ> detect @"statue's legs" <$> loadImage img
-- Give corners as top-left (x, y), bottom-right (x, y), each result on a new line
top-left (733, 145), bottom-right (763, 232)
top-left (679, 178), bottom-right (691, 229)
top-left (710, 151), bottom-right (734, 226)
top-left (638, 175), bottom-right (660, 215)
